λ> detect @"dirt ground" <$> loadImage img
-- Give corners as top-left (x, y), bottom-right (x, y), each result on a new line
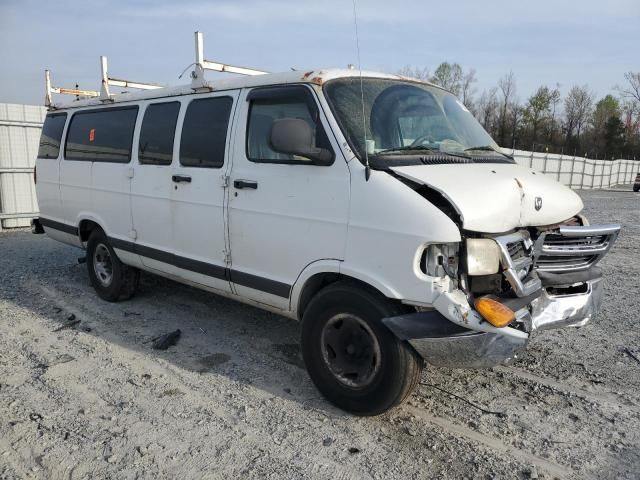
top-left (1, 188), bottom-right (639, 480)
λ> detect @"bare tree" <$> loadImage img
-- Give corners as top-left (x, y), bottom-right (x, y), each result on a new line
top-left (461, 68), bottom-right (477, 109)
top-left (564, 85), bottom-right (594, 142)
top-left (497, 71), bottom-right (516, 146)
top-left (430, 62), bottom-right (464, 96)
top-left (477, 88), bottom-right (499, 134)
top-left (397, 65), bottom-right (430, 81)
top-left (616, 72), bottom-right (640, 106)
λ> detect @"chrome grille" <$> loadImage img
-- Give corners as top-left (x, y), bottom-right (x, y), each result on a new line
top-left (535, 225), bottom-right (620, 272)
top-left (507, 241), bottom-right (527, 261)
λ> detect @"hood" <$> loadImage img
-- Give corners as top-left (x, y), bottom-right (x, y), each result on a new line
top-left (391, 163), bottom-right (584, 233)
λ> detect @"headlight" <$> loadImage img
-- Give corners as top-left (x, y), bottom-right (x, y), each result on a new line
top-left (466, 238), bottom-right (501, 275)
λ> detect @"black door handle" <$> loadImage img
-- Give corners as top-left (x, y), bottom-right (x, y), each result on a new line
top-left (172, 174), bottom-right (192, 183)
top-left (233, 179), bottom-right (258, 189)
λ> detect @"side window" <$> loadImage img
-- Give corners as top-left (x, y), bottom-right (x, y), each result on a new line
top-left (139, 102), bottom-right (180, 165)
top-left (180, 97), bottom-right (233, 168)
top-left (246, 86), bottom-right (334, 165)
top-left (38, 113), bottom-right (67, 159)
top-left (65, 106), bottom-right (138, 162)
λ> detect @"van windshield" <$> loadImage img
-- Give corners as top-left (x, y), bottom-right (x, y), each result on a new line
top-left (324, 78), bottom-right (505, 166)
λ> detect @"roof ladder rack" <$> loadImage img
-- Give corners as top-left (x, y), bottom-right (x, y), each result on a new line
top-left (45, 56), bottom-right (163, 108)
top-left (190, 31), bottom-right (267, 90)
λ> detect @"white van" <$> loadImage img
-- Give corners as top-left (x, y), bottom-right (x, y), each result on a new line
top-left (34, 66), bottom-right (619, 415)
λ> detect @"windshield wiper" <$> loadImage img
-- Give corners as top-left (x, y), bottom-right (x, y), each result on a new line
top-left (377, 145), bottom-right (439, 154)
top-left (464, 145), bottom-right (511, 157)
top-left (377, 145), bottom-right (471, 159)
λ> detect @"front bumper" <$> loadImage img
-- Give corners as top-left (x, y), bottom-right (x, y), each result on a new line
top-left (384, 270), bottom-right (604, 368)
top-left (383, 310), bottom-right (529, 368)
top-left (530, 275), bottom-right (603, 331)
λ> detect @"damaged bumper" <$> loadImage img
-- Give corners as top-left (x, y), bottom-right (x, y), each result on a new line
top-left (383, 310), bottom-right (528, 368)
top-left (384, 266), bottom-right (605, 368)
top-left (530, 270), bottom-right (603, 331)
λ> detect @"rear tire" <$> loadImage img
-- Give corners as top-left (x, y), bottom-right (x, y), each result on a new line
top-left (301, 281), bottom-right (423, 416)
top-left (86, 229), bottom-right (139, 302)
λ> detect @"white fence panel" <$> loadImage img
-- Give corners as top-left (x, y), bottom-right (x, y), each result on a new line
top-left (0, 103), bottom-right (46, 229)
top-left (506, 148), bottom-right (639, 190)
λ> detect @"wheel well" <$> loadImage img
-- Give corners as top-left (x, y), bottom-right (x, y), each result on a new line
top-left (78, 220), bottom-right (102, 243)
top-left (296, 273), bottom-right (404, 320)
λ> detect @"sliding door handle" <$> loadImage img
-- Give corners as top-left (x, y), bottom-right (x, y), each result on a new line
top-left (233, 179), bottom-right (258, 189)
top-left (172, 174), bottom-right (192, 183)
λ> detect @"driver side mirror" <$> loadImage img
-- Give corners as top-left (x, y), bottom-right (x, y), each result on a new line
top-left (270, 118), bottom-right (332, 164)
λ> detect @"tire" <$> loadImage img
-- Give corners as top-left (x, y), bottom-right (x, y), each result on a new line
top-left (633, 185), bottom-right (639, 192)
top-left (86, 229), bottom-right (140, 302)
top-left (301, 281), bottom-right (423, 416)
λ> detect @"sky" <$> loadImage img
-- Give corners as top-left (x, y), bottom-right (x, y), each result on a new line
top-left (0, 0), bottom-right (638, 106)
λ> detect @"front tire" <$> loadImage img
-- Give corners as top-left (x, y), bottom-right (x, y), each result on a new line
top-left (86, 229), bottom-right (139, 302)
top-left (301, 281), bottom-right (423, 416)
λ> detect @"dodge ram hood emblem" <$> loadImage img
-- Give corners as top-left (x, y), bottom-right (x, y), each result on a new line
top-left (534, 196), bottom-right (543, 211)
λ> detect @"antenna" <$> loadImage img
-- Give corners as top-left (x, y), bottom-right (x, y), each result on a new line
top-left (351, 0), bottom-right (370, 181)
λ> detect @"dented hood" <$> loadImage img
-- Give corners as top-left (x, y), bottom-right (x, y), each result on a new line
top-left (391, 163), bottom-right (584, 233)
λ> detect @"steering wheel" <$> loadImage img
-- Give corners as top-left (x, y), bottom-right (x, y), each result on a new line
top-left (410, 134), bottom-right (435, 147)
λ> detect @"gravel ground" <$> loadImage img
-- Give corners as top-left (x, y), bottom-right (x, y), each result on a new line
top-left (1, 189), bottom-right (639, 480)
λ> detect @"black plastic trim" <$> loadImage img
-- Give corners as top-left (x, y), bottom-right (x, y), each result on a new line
top-left (39, 217), bottom-right (79, 236)
top-left (229, 269), bottom-right (291, 298)
top-left (109, 236), bottom-right (289, 298)
top-left (40, 220), bottom-right (293, 299)
top-left (383, 310), bottom-right (472, 340)
top-left (537, 267), bottom-right (603, 287)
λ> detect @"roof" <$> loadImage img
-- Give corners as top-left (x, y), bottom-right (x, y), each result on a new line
top-left (49, 68), bottom-right (441, 111)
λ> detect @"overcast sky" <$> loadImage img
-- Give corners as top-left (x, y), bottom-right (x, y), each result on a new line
top-left (0, 0), bottom-right (638, 106)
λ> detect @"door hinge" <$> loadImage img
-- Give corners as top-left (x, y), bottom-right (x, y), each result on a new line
top-left (128, 229), bottom-right (137, 240)
top-left (221, 175), bottom-right (229, 188)
top-left (126, 168), bottom-right (135, 179)
top-left (224, 250), bottom-right (231, 264)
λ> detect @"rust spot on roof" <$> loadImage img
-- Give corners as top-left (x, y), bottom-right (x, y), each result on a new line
top-left (310, 76), bottom-right (324, 85)
top-left (302, 71), bottom-right (314, 79)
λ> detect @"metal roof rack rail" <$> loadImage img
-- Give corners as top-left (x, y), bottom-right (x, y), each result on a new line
top-left (190, 31), bottom-right (267, 90)
top-left (45, 56), bottom-right (163, 109)
top-left (44, 31), bottom-right (268, 107)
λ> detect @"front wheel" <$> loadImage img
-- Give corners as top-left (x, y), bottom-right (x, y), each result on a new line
top-left (301, 281), bottom-right (423, 416)
top-left (86, 229), bottom-right (139, 302)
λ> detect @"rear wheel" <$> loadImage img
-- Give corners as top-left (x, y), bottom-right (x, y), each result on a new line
top-left (301, 281), bottom-right (423, 416)
top-left (86, 229), bottom-right (139, 302)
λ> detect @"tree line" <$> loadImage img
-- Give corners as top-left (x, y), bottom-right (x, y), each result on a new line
top-left (398, 63), bottom-right (640, 160)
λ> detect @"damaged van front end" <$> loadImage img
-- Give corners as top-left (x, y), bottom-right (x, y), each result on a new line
top-left (384, 216), bottom-right (619, 368)
top-left (322, 73), bottom-right (621, 397)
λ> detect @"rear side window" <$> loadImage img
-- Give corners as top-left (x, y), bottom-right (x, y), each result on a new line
top-left (139, 102), bottom-right (180, 165)
top-left (65, 106), bottom-right (138, 162)
top-left (180, 97), bottom-right (233, 168)
top-left (38, 113), bottom-right (67, 159)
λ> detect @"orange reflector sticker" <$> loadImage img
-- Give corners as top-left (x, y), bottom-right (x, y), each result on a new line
top-left (89, 128), bottom-right (95, 142)
top-left (474, 297), bottom-right (515, 328)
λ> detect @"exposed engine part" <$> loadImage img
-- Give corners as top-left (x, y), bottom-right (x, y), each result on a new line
top-left (421, 244), bottom-right (459, 280)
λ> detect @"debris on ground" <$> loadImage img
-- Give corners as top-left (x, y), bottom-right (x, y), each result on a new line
top-left (151, 329), bottom-right (182, 350)
top-left (53, 318), bottom-right (81, 332)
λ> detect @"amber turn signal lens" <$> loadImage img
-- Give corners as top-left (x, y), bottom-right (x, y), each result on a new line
top-left (474, 297), bottom-right (515, 328)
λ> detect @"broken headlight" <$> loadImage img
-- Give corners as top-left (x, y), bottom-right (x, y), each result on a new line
top-left (421, 244), bottom-right (459, 278)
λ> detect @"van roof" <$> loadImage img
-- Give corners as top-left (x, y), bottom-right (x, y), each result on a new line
top-left (48, 68), bottom-right (441, 111)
